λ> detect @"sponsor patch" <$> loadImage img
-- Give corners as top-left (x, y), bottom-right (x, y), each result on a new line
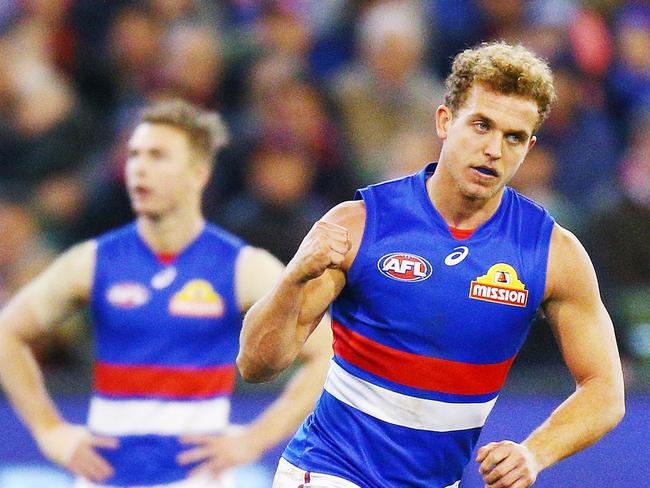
top-left (377, 252), bottom-right (432, 282)
top-left (469, 263), bottom-right (528, 307)
top-left (106, 282), bottom-right (150, 308)
top-left (169, 279), bottom-right (224, 318)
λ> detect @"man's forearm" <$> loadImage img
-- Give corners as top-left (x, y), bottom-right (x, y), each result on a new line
top-left (522, 376), bottom-right (625, 471)
top-left (0, 331), bottom-right (63, 436)
top-left (242, 351), bottom-right (330, 455)
top-left (239, 219), bottom-right (348, 383)
top-left (238, 275), bottom-right (312, 382)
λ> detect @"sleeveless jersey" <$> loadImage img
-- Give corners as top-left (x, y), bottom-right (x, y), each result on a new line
top-left (89, 223), bottom-right (244, 486)
top-left (283, 164), bottom-right (555, 487)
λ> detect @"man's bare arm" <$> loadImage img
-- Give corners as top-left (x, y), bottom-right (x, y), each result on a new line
top-left (239, 316), bottom-right (333, 452)
top-left (0, 240), bottom-right (117, 481)
top-left (237, 200), bottom-right (365, 382)
top-left (177, 312), bottom-right (333, 476)
top-left (478, 225), bottom-right (625, 487)
top-left (523, 225), bottom-right (625, 466)
top-left (176, 244), bottom-right (334, 476)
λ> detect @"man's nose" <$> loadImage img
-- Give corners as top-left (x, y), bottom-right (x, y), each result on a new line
top-left (484, 133), bottom-right (503, 160)
top-left (127, 157), bottom-right (149, 176)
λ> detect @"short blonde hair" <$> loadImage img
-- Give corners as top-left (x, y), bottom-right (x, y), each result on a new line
top-left (140, 99), bottom-right (229, 165)
top-left (444, 42), bottom-right (556, 132)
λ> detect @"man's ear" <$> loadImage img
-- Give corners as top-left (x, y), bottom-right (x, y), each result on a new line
top-left (435, 105), bottom-right (452, 140)
top-left (194, 159), bottom-right (212, 190)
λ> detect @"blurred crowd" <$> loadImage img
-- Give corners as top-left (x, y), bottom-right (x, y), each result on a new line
top-left (0, 0), bottom-right (648, 378)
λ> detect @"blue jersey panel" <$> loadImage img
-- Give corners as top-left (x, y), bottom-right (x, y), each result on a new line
top-left (89, 223), bottom-right (245, 486)
top-left (91, 223), bottom-right (245, 367)
top-left (284, 164), bottom-right (555, 487)
top-left (284, 391), bottom-right (480, 488)
top-left (337, 164), bottom-right (554, 364)
top-left (97, 435), bottom-right (199, 486)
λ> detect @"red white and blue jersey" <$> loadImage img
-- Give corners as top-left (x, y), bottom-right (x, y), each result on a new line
top-left (89, 223), bottom-right (244, 486)
top-left (283, 164), bottom-right (555, 487)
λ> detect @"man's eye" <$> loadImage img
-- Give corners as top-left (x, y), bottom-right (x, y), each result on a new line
top-left (506, 135), bottom-right (522, 144)
top-left (475, 122), bottom-right (489, 131)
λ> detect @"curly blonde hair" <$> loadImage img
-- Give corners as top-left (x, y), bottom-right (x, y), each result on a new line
top-left (140, 99), bottom-right (229, 166)
top-left (444, 42), bottom-right (556, 132)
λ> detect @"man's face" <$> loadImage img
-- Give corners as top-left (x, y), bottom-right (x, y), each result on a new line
top-left (436, 84), bottom-right (539, 201)
top-left (125, 123), bottom-right (206, 220)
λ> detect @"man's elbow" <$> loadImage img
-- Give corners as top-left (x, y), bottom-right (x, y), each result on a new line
top-left (607, 394), bottom-right (625, 429)
top-left (0, 326), bottom-right (30, 354)
top-left (236, 352), bottom-right (286, 383)
top-left (601, 382), bottom-right (625, 432)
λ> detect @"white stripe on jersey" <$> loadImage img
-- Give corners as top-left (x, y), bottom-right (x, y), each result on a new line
top-left (88, 395), bottom-right (230, 436)
top-left (324, 361), bottom-right (497, 432)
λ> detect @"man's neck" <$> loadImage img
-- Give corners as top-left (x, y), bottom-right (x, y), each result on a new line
top-left (426, 165), bottom-right (504, 229)
top-left (136, 210), bottom-right (205, 255)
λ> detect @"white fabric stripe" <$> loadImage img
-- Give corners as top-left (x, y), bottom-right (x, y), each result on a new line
top-left (445, 482), bottom-right (460, 488)
top-left (88, 395), bottom-right (230, 435)
top-left (324, 361), bottom-right (497, 432)
top-left (74, 470), bottom-right (233, 488)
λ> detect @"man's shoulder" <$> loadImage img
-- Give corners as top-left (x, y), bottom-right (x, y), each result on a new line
top-left (358, 169), bottom-right (423, 194)
top-left (95, 222), bottom-right (138, 246)
top-left (321, 200), bottom-right (366, 229)
top-left (505, 186), bottom-right (550, 215)
top-left (353, 169), bottom-right (426, 213)
top-left (202, 222), bottom-right (247, 250)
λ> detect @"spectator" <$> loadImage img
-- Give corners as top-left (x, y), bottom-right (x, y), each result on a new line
top-left (586, 112), bottom-right (650, 364)
top-left (332, 0), bottom-right (444, 183)
top-left (508, 144), bottom-right (582, 234)
top-left (606, 3), bottom-right (650, 144)
top-left (217, 141), bottom-right (329, 264)
top-left (536, 62), bottom-right (620, 215)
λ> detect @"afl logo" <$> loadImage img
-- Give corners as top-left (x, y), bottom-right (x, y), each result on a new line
top-left (378, 253), bottom-right (433, 282)
top-left (106, 282), bottom-right (150, 308)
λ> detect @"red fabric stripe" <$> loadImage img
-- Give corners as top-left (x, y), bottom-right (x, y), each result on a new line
top-left (449, 226), bottom-right (476, 240)
top-left (94, 362), bottom-right (236, 399)
top-left (332, 321), bottom-right (514, 395)
top-left (156, 253), bottom-right (177, 265)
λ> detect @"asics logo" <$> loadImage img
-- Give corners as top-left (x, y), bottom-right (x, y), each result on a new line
top-left (444, 246), bottom-right (469, 266)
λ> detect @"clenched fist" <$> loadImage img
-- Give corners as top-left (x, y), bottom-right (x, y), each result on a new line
top-left (286, 221), bottom-right (351, 283)
top-left (477, 440), bottom-right (540, 488)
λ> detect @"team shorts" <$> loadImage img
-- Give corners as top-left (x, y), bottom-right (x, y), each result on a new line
top-left (272, 458), bottom-right (362, 488)
top-left (273, 458), bottom-right (462, 488)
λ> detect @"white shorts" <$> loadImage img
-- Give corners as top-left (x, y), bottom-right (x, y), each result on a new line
top-left (272, 458), bottom-right (361, 488)
top-left (73, 470), bottom-right (234, 488)
top-left (272, 458), bottom-right (462, 488)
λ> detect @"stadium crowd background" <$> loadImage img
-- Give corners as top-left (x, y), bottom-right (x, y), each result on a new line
top-left (0, 0), bottom-right (648, 414)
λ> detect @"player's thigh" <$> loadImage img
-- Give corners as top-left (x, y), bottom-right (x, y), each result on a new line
top-left (273, 458), bottom-right (361, 488)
